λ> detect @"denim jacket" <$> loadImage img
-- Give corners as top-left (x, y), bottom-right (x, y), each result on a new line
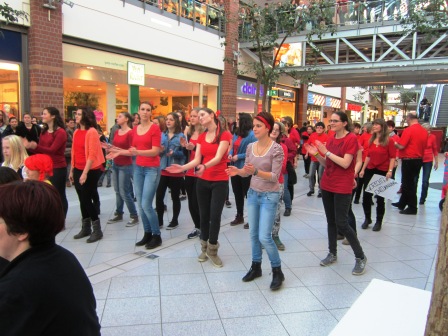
top-left (228, 130), bottom-right (257, 169)
top-left (159, 132), bottom-right (186, 170)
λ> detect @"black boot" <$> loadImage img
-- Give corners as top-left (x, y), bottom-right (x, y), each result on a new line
top-left (73, 218), bottom-right (91, 239)
top-left (242, 261), bottom-right (262, 282)
top-left (270, 266), bottom-right (285, 291)
top-left (146, 234), bottom-right (162, 249)
top-left (87, 219), bottom-right (103, 243)
top-left (361, 218), bottom-right (372, 229)
top-left (135, 232), bottom-right (152, 246)
top-left (372, 222), bottom-right (382, 231)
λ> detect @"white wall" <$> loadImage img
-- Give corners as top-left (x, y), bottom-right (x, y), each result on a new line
top-left (1, 0), bottom-right (30, 26)
top-left (62, 0), bottom-right (225, 71)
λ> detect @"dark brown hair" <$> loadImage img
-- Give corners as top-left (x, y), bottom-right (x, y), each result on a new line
top-left (166, 112), bottom-right (182, 134)
top-left (0, 181), bottom-right (64, 246)
top-left (77, 107), bottom-right (98, 130)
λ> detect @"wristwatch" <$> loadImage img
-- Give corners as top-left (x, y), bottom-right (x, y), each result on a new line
top-left (325, 151), bottom-right (331, 157)
top-left (253, 168), bottom-right (259, 176)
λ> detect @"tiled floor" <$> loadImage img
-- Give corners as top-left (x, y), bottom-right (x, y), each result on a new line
top-left (59, 156), bottom-right (443, 335)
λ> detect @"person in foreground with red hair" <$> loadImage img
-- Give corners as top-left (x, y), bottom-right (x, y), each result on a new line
top-left (24, 154), bottom-right (53, 183)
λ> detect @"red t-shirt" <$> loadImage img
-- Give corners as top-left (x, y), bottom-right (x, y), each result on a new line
top-left (423, 133), bottom-right (438, 163)
top-left (390, 133), bottom-right (400, 159)
top-left (327, 129), bottom-right (335, 137)
top-left (113, 130), bottom-right (133, 166)
top-left (34, 128), bottom-right (67, 168)
top-left (233, 136), bottom-right (242, 156)
top-left (73, 130), bottom-right (87, 170)
top-left (301, 131), bottom-right (310, 154)
top-left (197, 130), bottom-right (232, 181)
top-left (288, 128), bottom-right (301, 148)
top-left (366, 138), bottom-right (396, 171)
top-left (398, 123), bottom-right (428, 158)
top-left (132, 124), bottom-right (161, 167)
top-left (321, 132), bottom-right (358, 194)
top-left (185, 137), bottom-right (199, 177)
top-left (308, 132), bottom-right (328, 162)
top-left (358, 132), bottom-right (372, 161)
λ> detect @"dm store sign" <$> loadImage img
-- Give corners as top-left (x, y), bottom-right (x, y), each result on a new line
top-left (239, 81), bottom-right (264, 97)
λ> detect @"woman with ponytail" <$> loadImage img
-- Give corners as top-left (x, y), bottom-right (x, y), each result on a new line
top-left (167, 108), bottom-right (232, 268)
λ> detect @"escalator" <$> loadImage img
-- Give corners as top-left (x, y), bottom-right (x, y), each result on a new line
top-left (434, 85), bottom-right (448, 127)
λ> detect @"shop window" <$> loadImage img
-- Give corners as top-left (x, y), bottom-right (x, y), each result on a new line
top-left (0, 63), bottom-right (20, 119)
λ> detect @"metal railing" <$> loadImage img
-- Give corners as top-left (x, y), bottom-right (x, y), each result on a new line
top-left (134, 0), bottom-right (225, 33)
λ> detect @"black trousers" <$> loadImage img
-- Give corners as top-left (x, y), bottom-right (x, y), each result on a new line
top-left (322, 190), bottom-right (365, 259)
top-left (398, 159), bottom-right (423, 211)
top-left (73, 168), bottom-right (102, 221)
top-left (156, 175), bottom-right (182, 225)
top-left (362, 168), bottom-right (386, 223)
top-left (230, 175), bottom-right (251, 216)
top-left (50, 167), bottom-right (68, 216)
top-left (196, 179), bottom-right (228, 245)
top-left (185, 175), bottom-right (200, 229)
top-left (301, 154), bottom-right (311, 174)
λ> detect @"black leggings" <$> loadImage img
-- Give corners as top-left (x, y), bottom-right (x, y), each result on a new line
top-left (185, 175), bottom-right (200, 229)
top-left (156, 175), bottom-right (182, 225)
top-left (50, 167), bottom-right (68, 216)
top-left (73, 168), bottom-right (102, 220)
top-left (230, 175), bottom-right (251, 216)
top-left (196, 179), bottom-right (228, 245)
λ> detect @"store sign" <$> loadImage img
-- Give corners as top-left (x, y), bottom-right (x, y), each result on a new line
top-left (347, 103), bottom-right (362, 111)
top-left (127, 62), bottom-right (145, 86)
top-left (387, 93), bottom-right (400, 104)
top-left (239, 81), bottom-right (264, 97)
top-left (278, 90), bottom-right (295, 100)
top-left (308, 93), bottom-right (326, 106)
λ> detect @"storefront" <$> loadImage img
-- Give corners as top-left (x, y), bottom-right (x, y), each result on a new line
top-left (346, 103), bottom-right (363, 123)
top-left (307, 93), bottom-right (341, 125)
top-left (63, 44), bottom-right (220, 131)
top-left (0, 30), bottom-right (23, 120)
top-left (235, 79), bottom-right (297, 121)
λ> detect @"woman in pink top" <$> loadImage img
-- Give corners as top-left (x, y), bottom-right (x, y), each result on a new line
top-left (167, 108), bottom-right (231, 268)
top-left (108, 102), bottom-right (162, 250)
top-left (419, 123), bottom-right (439, 204)
top-left (70, 107), bottom-right (105, 243)
top-left (226, 112), bottom-right (285, 291)
top-left (105, 112), bottom-right (139, 227)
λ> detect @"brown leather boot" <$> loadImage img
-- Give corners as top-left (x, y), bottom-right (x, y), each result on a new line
top-left (206, 242), bottom-right (223, 268)
top-left (198, 240), bottom-right (208, 262)
top-left (230, 214), bottom-right (244, 226)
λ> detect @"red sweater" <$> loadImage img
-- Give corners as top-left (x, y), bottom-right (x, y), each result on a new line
top-left (34, 128), bottom-right (67, 169)
top-left (423, 134), bottom-right (438, 163)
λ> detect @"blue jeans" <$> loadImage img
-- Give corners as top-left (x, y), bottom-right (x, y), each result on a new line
top-left (247, 188), bottom-right (281, 268)
top-left (133, 165), bottom-right (161, 235)
top-left (420, 161), bottom-right (433, 202)
top-left (283, 174), bottom-right (292, 209)
top-left (112, 164), bottom-right (137, 217)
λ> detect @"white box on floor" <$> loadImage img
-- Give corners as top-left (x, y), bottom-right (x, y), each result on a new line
top-left (330, 279), bottom-right (431, 336)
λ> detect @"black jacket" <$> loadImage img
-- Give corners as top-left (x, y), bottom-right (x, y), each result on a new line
top-left (0, 242), bottom-right (101, 336)
top-left (15, 122), bottom-right (41, 143)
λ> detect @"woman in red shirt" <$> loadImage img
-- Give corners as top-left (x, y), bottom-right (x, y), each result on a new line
top-left (69, 107), bottom-right (105, 243)
top-left (419, 123), bottom-right (438, 204)
top-left (305, 111), bottom-right (367, 276)
top-left (180, 108), bottom-right (204, 239)
top-left (167, 108), bottom-right (232, 268)
top-left (359, 119), bottom-right (396, 231)
top-left (108, 102), bottom-right (162, 250)
top-left (24, 107), bottom-right (68, 215)
top-left (105, 112), bottom-right (139, 227)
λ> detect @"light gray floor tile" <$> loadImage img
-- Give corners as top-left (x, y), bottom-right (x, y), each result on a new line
top-left (403, 259), bottom-right (434, 275)
top-left (299, 238), bottom-right (330, 252)
top-left (229, 241), bottom-right (252, 255)
top-left (74, 253), bottom-right (93, 268)
top-left (329, 308), bottom-right (349, 321)
top-left (369, 261), bottom-right (426, 280)
top-left (361, 247), bottom-right (398, 263)
top-left (96, 240), bottom-right (137, 253)
top-left (108, 275), bottom-right (159, 298)
top-left (159, 257), bottom-right (204, 275)
top-left (291, 266), bottom-right (348, 286)
top-left (101, 297), bottom-right (161, 326)
top-left (160, 273), bottom-right (210, 295)
top-left (161, 293), bottom-right (219, 323)
top-left (253, 268), bottom-right (305, 289)
top-left (213, 290), bottom-right (274, 319)
top-left (281, 251), bottom-right (322, 268)
top-left (412, 244), bottom-right (438, 258)
top-left (222, 315), bottom-right (289, 336)
top-left (261, 287), bottom-right (325, 314)
top-left (393, 277), bottom-right (428, 290)
top-left (278, 310), bottom-right (338, 336)
top-left (90, 252), bottom-right (129, 267)
top-left (101, 229), bottom-right (138, 241)
top-left (60, 241), bottom-right (99, 254)
top-left (162, 320), bottom-right (226, 336)
top-left (330, 263), bottom-right (389, 283)
top-left (201, 255), bottom-right (247, 273)
top-left (117, 260), bottom-right (159, 277)
top-left (206, 271), bottom-right (258, 292)
top-left (308, 283), bottom-right (361, 309)
top-left (391, 233), bottom-right (439, 246)
top-left (96, 299), bottom-right (105, 322)
top-left (163, 244), bottom-right (200, 259)
top-left (287, 229), bottom-right (325, 240)
top-left (101, 324), bottom-right (162, 336)
top-left (361, 236), bottom-right (405, 248)
top-left (380, 246), bottom-right (433, 261)
top-left (92, 279), bottom-right (111, 300)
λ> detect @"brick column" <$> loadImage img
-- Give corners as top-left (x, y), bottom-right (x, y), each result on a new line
top-left (28, 3), bottom-right (64, 116)
top-left (297, 85), bottom-right (308, 125)
top-left (221, 0), bottom-right (239, 119)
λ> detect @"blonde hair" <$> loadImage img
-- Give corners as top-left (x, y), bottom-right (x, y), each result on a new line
top-left (2, 135), bottom-right (29, 171)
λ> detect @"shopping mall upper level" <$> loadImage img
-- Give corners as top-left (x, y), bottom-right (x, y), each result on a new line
top-left (239, 0), bottom-right (448, 87)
